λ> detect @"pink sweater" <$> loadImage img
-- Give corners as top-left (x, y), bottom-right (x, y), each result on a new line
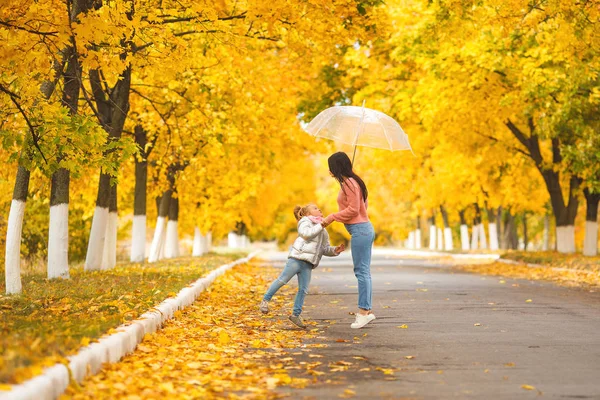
top-left (327, 178), bottom-right (369, 225)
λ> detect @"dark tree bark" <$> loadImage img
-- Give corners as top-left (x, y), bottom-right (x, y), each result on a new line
top-left (440, 205), bottom-right (450, 228)
top-left (133, 125), bottom-right (148, 217)
top-left (505, 120), bottom-right (580, 252)
top-left (522, 212), bottom-right (528, 251)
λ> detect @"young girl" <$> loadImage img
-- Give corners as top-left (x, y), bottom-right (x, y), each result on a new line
top-left (260, 203), bottom-right (345, 328)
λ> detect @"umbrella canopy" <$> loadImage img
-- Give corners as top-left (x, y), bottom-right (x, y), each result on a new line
top-left (303, 104), bottom-right (412, 153)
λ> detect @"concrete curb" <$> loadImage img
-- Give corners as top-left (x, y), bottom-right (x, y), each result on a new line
top-left (2, 251), bottom-right (261, 400)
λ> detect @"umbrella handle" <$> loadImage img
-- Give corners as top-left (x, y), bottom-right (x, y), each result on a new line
top-left (352, 100), bottom-right (366, 167)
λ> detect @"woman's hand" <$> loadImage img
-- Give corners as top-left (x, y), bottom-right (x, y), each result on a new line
top-left (334, 243), bottom-right (346, 254)
top-left (321, 215), bottom-right (334, 228)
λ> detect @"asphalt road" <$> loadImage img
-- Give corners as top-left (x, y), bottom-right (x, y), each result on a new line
top-left (260, 251), bottom-right (600, 400)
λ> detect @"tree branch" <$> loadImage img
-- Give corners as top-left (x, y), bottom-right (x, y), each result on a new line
top-left (0, 20), bottom-right (58, 36)
top-left (0, 84), bottom-right (48, 163)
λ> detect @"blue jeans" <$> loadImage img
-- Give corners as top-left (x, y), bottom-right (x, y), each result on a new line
top-left (263, 258), bottom-right (313, 316)
top-left (345, 222), bottom-right (375, 310)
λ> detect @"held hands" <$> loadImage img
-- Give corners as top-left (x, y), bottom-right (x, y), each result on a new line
top-left (334, 243), bottom-right (346, 255)
top-left (321, 215), bottom-right (333, 228)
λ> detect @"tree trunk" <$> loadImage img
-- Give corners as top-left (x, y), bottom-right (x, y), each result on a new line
top-left (505, 121), bottom-right (579, 253)
top-left (543, 214), bottom-right (550, 251)
top-left (583, 188), bottom-right (600, 256)
top-left (148, 190), bottom-right (171, 263)
top-left (428, 213), bottom-right (436, 250)
top-left (4, 166), bottom-right (30, 294)
top-left (503, 211), bottom-right (518, 250)
top-left (415, 215), bottom-right (422, 250)
top-left (496, 206), bottom-right (503, 249)
top-left (85, 173), bottom-right (110, 271)
top-left (459, 209), bottom-right (469, 251)
top-left (522, 212), bottom-right (529, 251)
top-left (474, 204), bottom-right (487, 250)
top-left (85, 65), bottom-right (131, 269)
top-left (165, 197), bottom-right (180, 258)
top-left (47, 168), bottom-right (70, 279)
top-left (192, 227), bottom-right (205, 257)
top-left (440, 205), bottom-right (453, 251)
top-left (436, 227), bottom-right (444, 251)
top-left (130, 125), bottom-right (148, 262)
top-left (48, 44), bottom-right (80, 279)
top-left (487, 207), bottom-right (499, 251)
top-left (101, 184), bottom-right (118, 269)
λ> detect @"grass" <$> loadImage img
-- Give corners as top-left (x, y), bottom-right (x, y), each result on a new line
top-left (0, 253), bottom-right (244, 384)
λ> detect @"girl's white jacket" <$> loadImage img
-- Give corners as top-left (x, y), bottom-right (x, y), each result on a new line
top-left (288, 216), bottom-right (338, 268)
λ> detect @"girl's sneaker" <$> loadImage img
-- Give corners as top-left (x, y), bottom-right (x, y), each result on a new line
top-left (351, 313), bottom-right (376, 329)
top-left (259, 300), bottom-right (269, 314)
top-left (289, 315), bottom-right (307, 329)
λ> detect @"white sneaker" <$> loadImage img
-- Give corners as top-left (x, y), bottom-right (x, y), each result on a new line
top-left (351, 313), bottom-right (376, 329)
top-left (259, 300), bottom-right (269, 314)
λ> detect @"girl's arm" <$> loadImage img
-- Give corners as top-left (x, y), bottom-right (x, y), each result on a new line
top-left (297, 218), bottom-right (324, 240)
top-left (321, 230), bottom-right (339, 257)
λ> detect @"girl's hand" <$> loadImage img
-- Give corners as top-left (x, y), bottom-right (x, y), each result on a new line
top-left (321, 215), bottom-right (333, 228)
top-left (334, 243), bottom-right (346, 254)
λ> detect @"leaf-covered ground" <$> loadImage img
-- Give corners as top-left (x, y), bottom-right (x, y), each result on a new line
top-left (500, 251), bottom-right (600, 272)
top-left (63, 262), bottom-right (319, 399)
top-left (0, 254), bottom-right (242, 384)
top-left (458, 260), bottom-right (600, 288)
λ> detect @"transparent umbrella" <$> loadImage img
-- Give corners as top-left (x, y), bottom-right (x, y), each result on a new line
top-left (303, 101), bottom-right (413, 163)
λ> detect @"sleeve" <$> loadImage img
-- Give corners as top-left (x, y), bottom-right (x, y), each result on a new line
top-left (321, 230), bottom-right (338, 257)
top-left (331, 180), bottom-right (361, 223)
top-left (297, 218), bottom-right (324, 240)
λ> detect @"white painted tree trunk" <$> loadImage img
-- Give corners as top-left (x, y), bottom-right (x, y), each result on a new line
top-left (165, 220), bottom-right (180, 258)
top-left (192, 227), bottom-right (205, 256)
top-left (5, 199), bottom-right (26, 294)
top-left (47, 204), bottom-right (70, 279)
top-left (130, 215), bottom-right (146, 262)
top-left (415, 229), bottom-right (422, 249)
top-left (408, 231), bottom-right (415, 249)
top-left (148, 216), bottom-right (167, 263)
top-left (583, 222), bottom-right (598, 256)
top-left (460, 224), bottom-right (470, 251)
top-left (470, 225), bottom-right (478, 250)
top-left (436, 228), bottom-right (443, 251)
top-left (158, 231), bottom-right (166, 260)
top-left (556, 225), bottom-right (576, 253)
top-left (488, 222), bottom-right (499, 251)
top-left (478, 224), bottom-right (488, 249)
top-left (228, 232), bottom-right (237, 248)
top-left (429, 226), bottom-right (436, 250)
top-left (443, 227), bottom-right (453, 251)
top-left (85, 206), bottom-right (109, 271)
top-left (101, 212), bottom-right (118, 270)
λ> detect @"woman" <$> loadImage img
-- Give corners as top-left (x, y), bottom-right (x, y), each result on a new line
top-left (322, 152), bottom-right (376, 329)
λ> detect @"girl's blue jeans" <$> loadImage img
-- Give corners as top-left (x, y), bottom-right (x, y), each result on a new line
top-left (263, 257), bottom-right (313, 316)
top-left (345, 222), bottom-right (375, 310)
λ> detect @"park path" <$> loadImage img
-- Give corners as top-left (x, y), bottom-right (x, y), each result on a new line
top-left (264, 250), bottom-right (600, 400)
top-left (61, 250), bottom-right (600, 399)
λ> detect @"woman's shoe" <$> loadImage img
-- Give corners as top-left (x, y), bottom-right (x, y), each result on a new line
top-left (351, 313), bottom-right (376, 329)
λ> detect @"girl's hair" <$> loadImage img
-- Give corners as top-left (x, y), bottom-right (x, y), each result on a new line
top-left (328, 152), bottom-right (368, 201)
top-left (293, 204), bottom-right (313, 221)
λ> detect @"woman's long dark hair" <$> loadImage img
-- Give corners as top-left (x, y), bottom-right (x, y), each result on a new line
top-left (328, 152), bottom-right (368, 202)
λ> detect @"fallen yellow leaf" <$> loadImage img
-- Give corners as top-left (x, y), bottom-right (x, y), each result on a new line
top-left (521, 384), bottom-right (536, 391)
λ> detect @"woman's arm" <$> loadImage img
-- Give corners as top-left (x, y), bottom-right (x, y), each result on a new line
top-left (325, 180), bottom-right (361, 224)
top-left (297, 218), bottom-right (324, 240)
